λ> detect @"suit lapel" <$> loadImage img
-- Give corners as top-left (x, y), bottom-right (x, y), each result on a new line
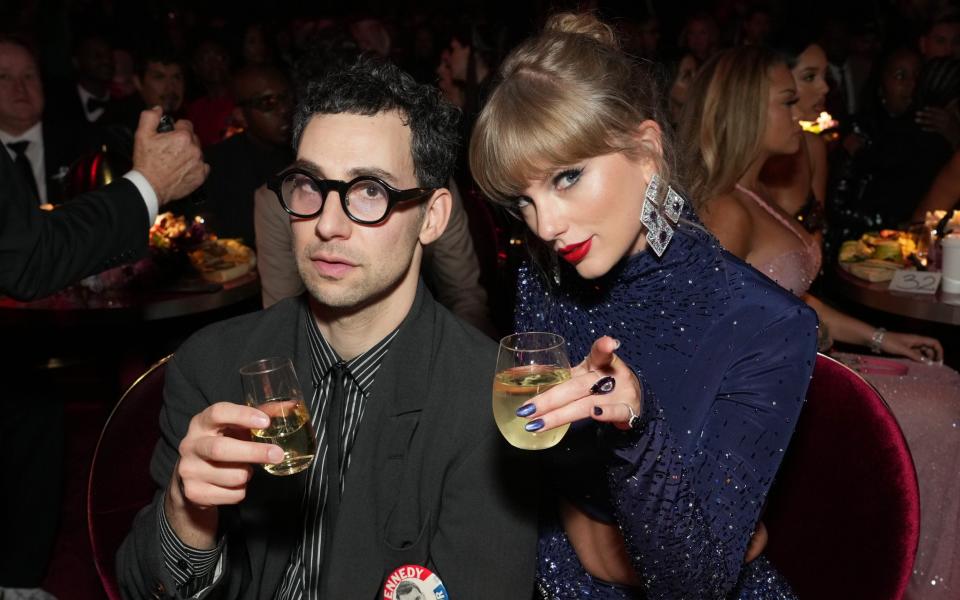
top-left (324, 283), bottom-right (438, 597)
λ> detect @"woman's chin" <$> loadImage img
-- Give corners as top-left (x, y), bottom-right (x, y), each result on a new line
top-left (572, 260), bottom-right (609, 280)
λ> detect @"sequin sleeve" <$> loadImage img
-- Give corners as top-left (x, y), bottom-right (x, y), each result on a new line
top-left (604, 304), bottom-right (818, 598)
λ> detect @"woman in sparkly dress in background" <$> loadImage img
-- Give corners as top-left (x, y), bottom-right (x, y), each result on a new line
top-left (681, 44), bottom-right (960, 600)
top-left (469, 13), bottom-right (818, 599)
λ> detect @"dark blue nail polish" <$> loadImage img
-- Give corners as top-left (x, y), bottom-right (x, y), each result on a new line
top-left (516, 403), bottom-right (536, 417)
top-left (593, 406), bottom-right (603, 416)
top-left (524, 419), bottom-right (544, 432)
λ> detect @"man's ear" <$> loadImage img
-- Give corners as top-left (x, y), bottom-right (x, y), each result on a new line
top-left (418, 187), bottom-right (452, 245)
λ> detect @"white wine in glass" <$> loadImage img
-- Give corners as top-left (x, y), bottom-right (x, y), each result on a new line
top-left (240, 357), bottom-right (316, 476)
top-left (493, 333), bottom-right (572, 450)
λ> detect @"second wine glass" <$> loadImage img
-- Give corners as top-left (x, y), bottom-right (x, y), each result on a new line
top-left (493, 332), bottom-right (572, 450)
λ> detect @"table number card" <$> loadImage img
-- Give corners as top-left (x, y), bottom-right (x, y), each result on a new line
top-left (888, 270), bottom-right (942, 294)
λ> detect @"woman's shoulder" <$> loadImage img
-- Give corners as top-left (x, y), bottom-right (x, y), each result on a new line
top-left (712, 249), bottom-right (817, 329)
top-left (671, 221), bottom-right (812, 324)
top-left (698, 192), bottom-right (754, 259)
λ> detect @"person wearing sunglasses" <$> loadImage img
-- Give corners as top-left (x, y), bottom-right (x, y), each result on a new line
top-left (200, 65), bottom-right (294, 243)
top-left (118, 54), bottom-right (538, 599)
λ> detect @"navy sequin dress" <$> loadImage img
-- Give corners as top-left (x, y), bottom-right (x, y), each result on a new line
top-left (514, 215), bottom-right (819, 599)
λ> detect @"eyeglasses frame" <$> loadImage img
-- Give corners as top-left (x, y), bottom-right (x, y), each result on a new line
top-left (267, 167), bottom-right (438, 225)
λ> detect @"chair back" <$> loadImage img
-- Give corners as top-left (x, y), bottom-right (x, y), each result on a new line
top-left (764, 353), bottom-right (920, 599)
top-left (87, 354), bottom-right (171, 600)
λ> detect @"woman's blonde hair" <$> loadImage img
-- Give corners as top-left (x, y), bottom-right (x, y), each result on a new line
top-left (677, 45), bottom-right (786, 208)
top-left (469, 12), bottom-right (675, 207)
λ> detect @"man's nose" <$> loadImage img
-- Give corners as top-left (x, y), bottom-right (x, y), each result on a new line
top-left (314, 190), bottom-right (352, 239)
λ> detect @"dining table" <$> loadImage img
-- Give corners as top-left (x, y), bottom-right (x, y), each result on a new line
top-left (0, 269), bottom-right (262, 390)
top-left (832, 265), bottom-right (960, 327)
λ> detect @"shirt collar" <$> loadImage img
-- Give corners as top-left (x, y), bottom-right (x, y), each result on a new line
top-left (305, 311), bottom-right (399, 395)
top-left (77, 83), bottom-right (109, 104)
top-left (0, 121), bottom-right (42, 147)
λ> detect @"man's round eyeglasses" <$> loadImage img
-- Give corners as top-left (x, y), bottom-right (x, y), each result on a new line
top-left (267, 168), bottom-right (437, 225)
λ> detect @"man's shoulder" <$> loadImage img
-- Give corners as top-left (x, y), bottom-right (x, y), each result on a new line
top-left (429, 299), bottom-right (498, 362)
top-left (204, 132), bottom-right (248, 162)
top-left (177, 296), bottom-right (298, 359)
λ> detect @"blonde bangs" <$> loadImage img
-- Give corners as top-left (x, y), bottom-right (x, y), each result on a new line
top-left (470, 71), bottom-right (622, 205)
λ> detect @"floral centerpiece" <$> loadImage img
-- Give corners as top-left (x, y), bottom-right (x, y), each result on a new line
top-left (150, 212), bottom-right (212, 256)
top-left (79, 213), bottom-right (213, 292)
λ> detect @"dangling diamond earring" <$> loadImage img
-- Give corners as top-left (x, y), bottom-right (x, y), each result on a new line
top-left (640, 174), bottom-right (684, 257)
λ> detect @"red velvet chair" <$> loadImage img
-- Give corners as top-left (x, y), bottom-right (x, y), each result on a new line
top-left (764, 353), bottom-right (921, 599)
top-left (87, 354), bottom-right (171, 600)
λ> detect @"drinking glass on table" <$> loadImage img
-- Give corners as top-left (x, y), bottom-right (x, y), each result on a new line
top-left (239, 357), bottom-right (316, 475)
top-left (493, 332), bottom-right (572, 450)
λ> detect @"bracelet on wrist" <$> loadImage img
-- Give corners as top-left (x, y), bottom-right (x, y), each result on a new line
top-left (869, 327), bottom-right (887, 354)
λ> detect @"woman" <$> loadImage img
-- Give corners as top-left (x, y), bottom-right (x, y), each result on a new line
top-left (761, 33), bottom-right (830, 234)
top-left (681, 45), bottom-right (960, 600)
top-left (664, 52), bottom-right (700, 127)
top-left (833, 47), bottom-right (952, 237)
top-left (470, 14), bottom-right (817, 599)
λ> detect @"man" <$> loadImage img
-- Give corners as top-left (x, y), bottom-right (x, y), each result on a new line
top-left (0, 37), bottom-right (87, 206)
top-left (920, 12), bottom-right (960, 61)
top-left (201, 65), bottom-right (294, 242)
top-left (1, 97), bottom-right (206, 600)
top-left (118, 55), bottom-right (537, 599)
top-left (254, 176), bottom-right (496, 334)
top-left (186, 38), bottom-right (234, 147)
top-left (101, 44), bottom-right (186, 159)
top-left (914, 12), bottom-right (960, 147)
top-left (44, 32), bottom-right (115, 146)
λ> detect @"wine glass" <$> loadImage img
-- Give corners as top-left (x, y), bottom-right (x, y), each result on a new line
top-left (493, 332), bottom-right (572, 450)
top-left (239, 357), bottom-right (316, 475)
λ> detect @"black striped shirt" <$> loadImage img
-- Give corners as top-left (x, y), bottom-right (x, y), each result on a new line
top-left (158, 310), bottom-right (397, 598)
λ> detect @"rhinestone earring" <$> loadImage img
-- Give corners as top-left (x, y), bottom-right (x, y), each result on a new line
top-left (640, 174), bottom-right (684, 257)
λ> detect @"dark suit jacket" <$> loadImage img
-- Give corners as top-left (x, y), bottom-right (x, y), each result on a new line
top-left (117, 286), bottom-right (539, 599)
top-left (0, 146), bottom-right (148, 300)
top-left (43, 117), bottom-right (90, 204)
top-left (200, 132), bottom-right (292, 243)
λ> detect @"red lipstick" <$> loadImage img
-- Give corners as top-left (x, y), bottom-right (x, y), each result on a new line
top-left (558, 239), bottom-right (592, 264)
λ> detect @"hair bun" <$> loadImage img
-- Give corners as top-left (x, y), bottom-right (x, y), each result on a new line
top-left (544, 12), bottom-right (619, 49)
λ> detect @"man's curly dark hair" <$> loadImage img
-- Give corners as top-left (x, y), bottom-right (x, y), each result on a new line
top-left (292, 53), bottom-right (461, 189)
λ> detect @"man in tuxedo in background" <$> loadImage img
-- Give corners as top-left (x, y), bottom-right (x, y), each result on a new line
top-left (0, 36), bottom-right (88, 206)
top-left (43, 32), bottom-right (115, 151)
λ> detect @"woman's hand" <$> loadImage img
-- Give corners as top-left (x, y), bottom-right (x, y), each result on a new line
top-left (517, 336), bottom-right (642, 433)
top-left (880, 332), bottom-right (943, 363)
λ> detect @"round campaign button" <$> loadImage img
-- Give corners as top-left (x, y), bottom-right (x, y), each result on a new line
top-left (382, 564), bottom-right (448, 600)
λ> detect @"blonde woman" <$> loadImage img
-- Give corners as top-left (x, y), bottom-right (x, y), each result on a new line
top-left (681, 45), bottom-right (960, 599)
top-left (470, 14), bottom-right (817, 599)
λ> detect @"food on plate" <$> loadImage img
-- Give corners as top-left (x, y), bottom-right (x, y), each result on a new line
top-left (188, 239), bottom-right (257, 283)
top-left (838, 230), bottom-right (917, 281)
